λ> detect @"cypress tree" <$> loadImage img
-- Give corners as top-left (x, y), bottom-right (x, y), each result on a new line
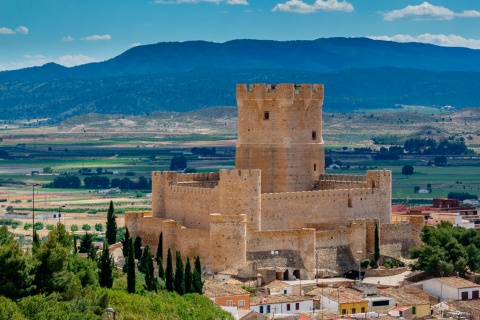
top-left (98, 240), bottom-right (114, 288)
top-left (139, 244), bottom-right (150, 274)
top-left (155, 232), bottom-right (163, 264)
top-left (121, 227), bottom-right (130, 258)
top-left (79, 232), bottom-right (97, 260)
top-left (143, 246), bottom-right (158, 292)
top-left (72, 233), bottom-right (77, 254)
top-left (158, 257), bottom-right (165, 280)
top-left (127, 237), bottom-right (135, 293)
top-left (134, 236), bottom-right (142, 260)
top-left (165, 248), bottom-right (174, 292)
top-left (174, 250), bottom-right (185, 295)
top-left (32, 230), bottom-right (40, 252)
top-left (193, 255), bottom-right (203, 294)
top-left (374, 223), bottom-right (380, 264)
top-left (106, 200), bottom-right (117, 245)
top-left (185, 256), bottom-right (192, 294)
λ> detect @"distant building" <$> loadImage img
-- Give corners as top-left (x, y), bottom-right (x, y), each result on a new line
top-left (320, 287), bottom-right (368, 315)
top-left (250, 295), bottom-right (313, 316)
top-left (204, 279), bottom-right (251, 309)
top-left (428, 212), bottom-right (475, 229)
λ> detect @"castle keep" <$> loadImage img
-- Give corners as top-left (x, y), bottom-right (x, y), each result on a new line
top-left (125, 83), bottom-right (422, 279)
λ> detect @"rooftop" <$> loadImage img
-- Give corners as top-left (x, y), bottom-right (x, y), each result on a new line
top-left (263, 280), bottom-right (291, 293)
top-left (434, 277), bottom-right (480, 289)
top-left (321, 288), bottom-right (367, 304)
top-left (380, 287), bottom-right (430, 306)
top-left (250, 295), bottom-right (310, 306)
top-left (203, 279), bottom-right (250, 298)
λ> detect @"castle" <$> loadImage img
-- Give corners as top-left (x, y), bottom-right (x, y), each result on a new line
top-left (125, 83), bottom-right (423, 280)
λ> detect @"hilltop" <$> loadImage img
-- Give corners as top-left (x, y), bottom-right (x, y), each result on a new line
top-left (1, 38), bottom-right (480, 121)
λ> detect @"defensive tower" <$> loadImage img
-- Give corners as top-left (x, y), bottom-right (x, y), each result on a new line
top-left (235, 84), bottom-right (325, 193)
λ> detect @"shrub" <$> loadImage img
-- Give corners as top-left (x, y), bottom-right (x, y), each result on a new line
top-left (70, 224), bottom-right (79, 232)
top-left (369, 259), bottom-right (377, 268)
top-left (24, 223), bottom-right (32, 230)
top-left (33, 222), bottom-right (44, 230)
top-left (384, 258), bottom-right (392, 269)
top-left (95, 223), bottom-right (103, 232)
top-left (5, 206), bottom-right (13, 212)
top-left (82, 224), bottom-right (91, 231)
top-left (125, 171), bottom-right (136, 176)
top-left (361, 259), bottom-right (370, 268)
top-left (46, 224), bottom-right (54, 230)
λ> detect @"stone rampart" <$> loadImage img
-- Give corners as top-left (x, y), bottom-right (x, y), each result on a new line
top-left (380, 215), bottom-right (423, 258)
top-left (247, 228), bottom-right (316, 279)
top-left (210, 214), bottom-right (247, 273)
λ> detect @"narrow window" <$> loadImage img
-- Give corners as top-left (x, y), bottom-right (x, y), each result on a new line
top-left (352, 308), bottom-right (356, 314)
top-left (227, 300), bottom-right (233, 306)
top-left (412, 306), bottom-right (416, 314)
top-left (295, 303), bottom-right (299, 310)
top-left (361, 307), bottom-right (365, 313)
top-left (312, 131), bottom-right (317, 140)
top-left (314, 164), bottom-right (317, 171)
top-left (267, 305), bottom-right (271, 313)
top-left (287, 304), bottom-right (291, 311)
top-left (342, 309), bottom-right (347, 315)
top-left (260, 306), bottom-right (264, 313)
top-left (239, 300), bottom-right (245, 307)
top-left (264, 111), bottom-right (270, 120)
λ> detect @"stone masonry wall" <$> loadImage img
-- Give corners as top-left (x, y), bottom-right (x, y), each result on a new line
top-left (209, 214), bottom-right (247, 273)
top-left (236, 83), bottom-right (325, 193)
top-left (380, 215), bottom-right (424, 258)
top-left (247, 228), bottom-right (316, 279)
top-left (218, 169), bottom-right (261, 232)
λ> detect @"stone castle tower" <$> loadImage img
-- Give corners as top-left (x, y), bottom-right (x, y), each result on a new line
top-left (235, 84), bottom-right (325, 193)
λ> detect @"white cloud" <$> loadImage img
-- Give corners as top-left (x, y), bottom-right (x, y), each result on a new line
top-left (62, 36), bottom-right (74, 42)
top-left (15, 26), bottom-right (28, 34)
top-left (56, 54), bottom-right (97, 67)
top-left (272, 0), bottom-right (353, 14)
top-left (382, 2), bottom-right (480, 21)
top-left (226, 0), bottom-right (248, 5)
top-left (80, 34), bottom-right (112, 41)
top-left (0, 26), bottom-right (28, 35)
top-left (129, 42), bottom-right (141, 48)
top-left (4, 54), bottom-right (98, 71)
top-left (367, 34), bottom-right (480, 50)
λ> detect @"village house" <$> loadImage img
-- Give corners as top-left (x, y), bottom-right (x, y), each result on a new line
top-left (380, 287), bottom-right (432, 318)
top-left (250, 295), bottom-right (313, 316)
top-left (320, 287), bottom-right (368, 315)
top-left (203, 279), bottom-right (251, 309)
top-left (421, 276), bottom-right (480, 302)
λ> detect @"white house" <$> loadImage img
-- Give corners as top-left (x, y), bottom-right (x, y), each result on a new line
top-left (263, 280), bottom-right (293, 295)
top-left (463, 199), bottom-right (479, 206)
top-left (428, 212), bottom-right (475, 229)
top-left (250, 295), bottom-right (313, 316)
top-left (421, 277), bottom-right (480, 302)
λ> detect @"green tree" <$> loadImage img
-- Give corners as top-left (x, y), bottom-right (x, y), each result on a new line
top-left (94, 223), bottom-right (103, 232)
top-left (434, 155), bottom-right (448, 166)
top-left (43, 166), bottom-right (53, 173)
top-left (0, 296), bottom-right (25, 320)
top-left (106, 200), bottom-right (117, 245)
top-left (165, 248), bottom-right (174, 292)
top-left (98, 240), bottom-right (114, 288)
top-left (169, 155), bottom-right (187, 171)
top-left (142, 245), bottom-right (158, 292)
top-left (0, 226), bottom-right (36, 299)
top-left (134, 236), bottom-right (142, 260)
top-left (192, 255), bottom-right (203, 294)
top-left (139, 244), bottom-right (149, 274)
top-left (121, 227), bottom-right (130, 258)
top-left (174, 250), bottom-right (185, 295)
top-left (73, 234), bottom-right (77, 254)
top-left (185, 256), bottom-right (193, 294)
top-left (70, 224), bottom-right (78, 232)
top-left (78, 232), bottom-right (97, 260)
top-left (127, 237), bottom-right (136, 293)
top-left (158, 257), bottom-right (165, 281)
top-left (82, 224), bottom-right (91, 231)
top-left (401, 165), bottom-right (414, 178)
top-left (374, 223), bottom-right (380, 264)
top-left (156, 232), bottom-right (163, 265)
top-left (32, 230), bottom-right (41, 252)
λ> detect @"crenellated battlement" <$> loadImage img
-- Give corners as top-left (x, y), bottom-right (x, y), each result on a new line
top-left (237, 83), bottom-right (324, 102)
top-left (167, 185), bottom-right (216, 195)
top-left (219, 168), bottom-right (261, 180)
top-left (261, 188), bottom-right (372, 200)
top-left (318, 174), bottom-right (366, 183)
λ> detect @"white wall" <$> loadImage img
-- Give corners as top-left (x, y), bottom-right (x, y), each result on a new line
top-left (252, 300), bottom-right (313, 315)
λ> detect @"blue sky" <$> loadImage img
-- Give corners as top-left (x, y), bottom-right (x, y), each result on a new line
top-left (1, 0), bottom-right (479, 71)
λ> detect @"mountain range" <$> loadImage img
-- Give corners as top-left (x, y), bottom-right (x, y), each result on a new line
top-left (1, 37), bottom-right (479, 121)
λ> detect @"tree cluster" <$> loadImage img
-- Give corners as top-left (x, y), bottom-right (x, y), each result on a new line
top-left (448, 192), bottom-right (478, 201)
top-left (404, 138), bottom-right (472, 155)
top-left (410, 222), bottom-right (480, 277)
top-left (45, 175), bottom-right (81, 188)
top-left (170, 155), bottom-right (187, 171)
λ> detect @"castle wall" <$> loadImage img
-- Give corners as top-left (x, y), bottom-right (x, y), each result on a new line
top-left (125, 211), bottom-right (211, 265)
top-left (218, 169), bottom-right (261, 231)
top-left (260, 171), bottom-right (391, 230)
top-left (236, 83), bottom-right (325, 193)
top-left (380, 216), bottom-right (424, 258)
top-left (314, 174), bottom-right (367, 190)
top-left (247, 228), bottom-right (316, 279)
top-left (210, 214), bottom-right (247, 273)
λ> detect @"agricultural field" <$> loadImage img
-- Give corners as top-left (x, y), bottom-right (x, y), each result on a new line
top-left (1, 106), bottom-right (479, 242)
